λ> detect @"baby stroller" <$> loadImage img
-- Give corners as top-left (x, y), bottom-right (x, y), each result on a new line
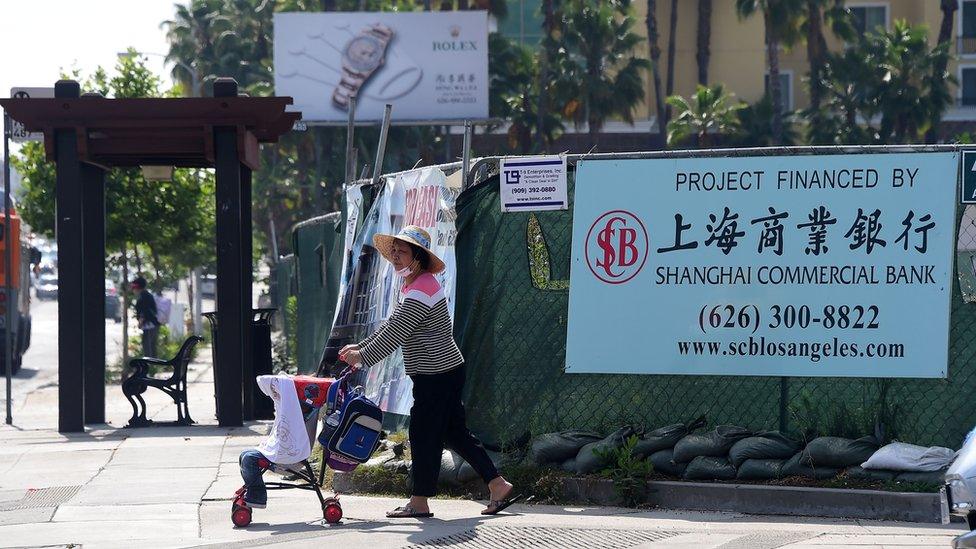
top-left (232, 371), bottom-right (383, 527)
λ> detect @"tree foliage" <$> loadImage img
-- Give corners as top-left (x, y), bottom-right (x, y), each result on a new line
top-left (12, 51), bottom-right (215, 288)
top-left (666, 84), bottom-right (743, 148)
top-left (551, 0), bottom-right (651, 147)
top-left (809, 20), bottom-right (953, 145)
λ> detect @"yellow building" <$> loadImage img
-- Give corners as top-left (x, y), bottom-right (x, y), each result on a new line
top-left (499, 0), bottom-right (975, 139)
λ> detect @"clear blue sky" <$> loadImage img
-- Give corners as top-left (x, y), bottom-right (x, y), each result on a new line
top-left (1, 0), bottom-right (178, 160)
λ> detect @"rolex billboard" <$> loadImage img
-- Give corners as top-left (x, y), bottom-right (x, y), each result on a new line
top-left (274, 11), bottom-right (489, 122)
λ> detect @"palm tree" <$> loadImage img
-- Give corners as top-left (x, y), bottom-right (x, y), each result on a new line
top-left (812, 20), bottom-right (953, 145)
top-left (800, 0), bottom-right (854, 144)
top-left (926, 0), bottom-right (958, 143)
top-left (646, 0), bottom-right (667, 146)
top-left (664, 0), bottom-right (679, 125)
top-left (734, 0), bottom-right (804, 145)
top-left (536, 0), bottom-right (557, 150)
top-left (666, 84), bottom-right (744, 148)
top-left (873, 20), bottom-right (952, 143)
top-left (733, 95), bottom-right (799, 146)
top-left (163, 0), bottom-right (231, 94)
top-left (554, 0), bottom-right (651, 148)
top-left (696, 0), bottom-right (713, 85)
top-left (491, 34), bottom-right (562, 152)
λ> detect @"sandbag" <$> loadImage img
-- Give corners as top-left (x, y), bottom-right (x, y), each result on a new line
top-left (574, 426), bottom-right (638, 474)
top-left (672, 425), bottom-right (753, 463)
top-left (561, 458), bottom-right (577, 473)
top-left (684, 456), bottom-right (737, 481)
top-left (457, 450), bottom-right (509, 484)
top-left (894, 470), bottom-right (947, 485)
top-left (438, 450), bottom-right (465, 486)
top-left (736, 459), bottom-right (784, 480)
top-left (633, 424), bottom-right (688, 458)
top-left (650, 449), bottom-right (688, 477)
top-left (844, 466), bottom-right (896, 482)
top-left (384, 459), bottom-right (411, 474)
top-left (529, 430), bottom-right (603, 466)
top-left (800, 436), bottom-right (879, 469)
top-left (861, 442), bottom-right (956, 472)
top-left (782, 452), bottom-right (840, 480)
top-left (728, 432), bottom-right (800, 468)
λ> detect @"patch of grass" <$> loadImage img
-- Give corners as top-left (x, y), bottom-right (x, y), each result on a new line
top-left (597, 435), bottom-right (655, 507)
top-left (346, 464), bottom-right (410, 495)
top-left (500, 463), bottom-right (571, 505)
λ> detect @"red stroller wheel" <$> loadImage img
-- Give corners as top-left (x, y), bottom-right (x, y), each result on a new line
top-left (232, 505), bottom-right (252, 527)
top-left (324, 502), bottom-right (343, 524)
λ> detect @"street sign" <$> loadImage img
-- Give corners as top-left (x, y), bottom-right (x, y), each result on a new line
top-left (962, 150), bottom-right (976, 204)
top-left (7, 87), bottom-right (55, 143)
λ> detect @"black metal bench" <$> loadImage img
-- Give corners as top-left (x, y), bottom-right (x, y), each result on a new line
top-left (122, 335), bottom-right (204, 428)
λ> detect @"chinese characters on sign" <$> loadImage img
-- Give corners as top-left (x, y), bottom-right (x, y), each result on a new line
top-left (567, 154), bottom-right (957, 378)
top-left (654, 206), bottom-right (935, 257)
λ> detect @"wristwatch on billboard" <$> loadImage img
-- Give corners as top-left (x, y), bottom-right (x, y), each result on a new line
top-left (332, 23), bottom-right (395, 110)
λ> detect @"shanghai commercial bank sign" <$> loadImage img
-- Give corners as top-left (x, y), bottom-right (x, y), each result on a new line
top-left (566, 153), bottom-right (958, 379)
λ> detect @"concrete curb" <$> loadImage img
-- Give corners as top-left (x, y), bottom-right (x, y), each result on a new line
top-left (563, 478), bottom-right (945, 523)
top-left (337, 472), bottom-right (944, 523)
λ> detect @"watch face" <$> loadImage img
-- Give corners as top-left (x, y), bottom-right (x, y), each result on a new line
top-left (343, 35), bottom-right (384, 73)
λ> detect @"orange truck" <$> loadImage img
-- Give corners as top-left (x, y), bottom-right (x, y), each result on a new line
top-left (0, 209), bottom-right (34, 375)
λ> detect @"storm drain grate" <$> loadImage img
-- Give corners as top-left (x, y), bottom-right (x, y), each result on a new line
top-left (716, 531), bottom-right (819, 549)
top-left (406, 525), bottom-right (682, 548)
top-left (0, 485), bottom-right (81, 511)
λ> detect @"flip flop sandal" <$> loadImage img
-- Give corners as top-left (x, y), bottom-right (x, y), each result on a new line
top-left (386, 505), bottom-right (434, 518)
top-left (481, 493), bottom-right (526, 515)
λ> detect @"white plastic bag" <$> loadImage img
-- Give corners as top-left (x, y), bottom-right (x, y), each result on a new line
top-left (861, 442), bottom-right (956, 472)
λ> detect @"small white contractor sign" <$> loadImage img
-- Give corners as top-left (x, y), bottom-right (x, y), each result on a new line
top-left (499, 155), bottom-right (568, 213)
top-left (8, 87), bottom-right (54, 143)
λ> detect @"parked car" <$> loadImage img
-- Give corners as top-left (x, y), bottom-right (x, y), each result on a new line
top-left (105, 279), bottom-right (121, 323)
top-left (35, 273), bottom-right (58, 300)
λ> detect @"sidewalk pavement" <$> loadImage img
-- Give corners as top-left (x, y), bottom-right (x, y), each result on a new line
top-left (0, 352), bottom-right (968, 548)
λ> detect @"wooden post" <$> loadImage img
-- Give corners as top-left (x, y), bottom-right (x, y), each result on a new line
top-left (82, 158), bottom-right (106, 424)
top-left (213, 78), bottom-right (244, 426)
top-left (240, 163), bottom-right (254, 421)
top-left (54, 80), bottom-right (85, 432)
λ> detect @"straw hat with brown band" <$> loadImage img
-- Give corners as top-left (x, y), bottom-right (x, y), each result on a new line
top-left (372, 225), bottom-right (446, 274)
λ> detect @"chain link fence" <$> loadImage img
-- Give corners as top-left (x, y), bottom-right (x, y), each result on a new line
top-left (456, 168), bottom-right (976, 450)
top-left (284, 148), bottom-right (976, 449)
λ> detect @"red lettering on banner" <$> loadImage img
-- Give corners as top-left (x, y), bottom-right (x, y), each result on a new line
top-left (406, 186), bottom-right (438, 227)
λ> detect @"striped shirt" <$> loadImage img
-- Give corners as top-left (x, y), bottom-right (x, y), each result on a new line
top-left (359, 272), bottom-right (464, 376)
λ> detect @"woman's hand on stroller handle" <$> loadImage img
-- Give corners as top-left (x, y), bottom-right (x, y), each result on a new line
top-left (339, 349), bottom-right (362, 370)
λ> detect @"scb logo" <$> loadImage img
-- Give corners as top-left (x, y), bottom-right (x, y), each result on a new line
top-left (585, 210), bottom-right (648, 284)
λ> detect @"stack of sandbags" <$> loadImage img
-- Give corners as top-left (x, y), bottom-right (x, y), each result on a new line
top-left (670, 426), bottom-right (752, 481)
top-left (527, 430), bottom-right (603, 471)
top-left (849, 442), bottom-right (955, 484)
top-left (730, 432), bottom-right (801, 481)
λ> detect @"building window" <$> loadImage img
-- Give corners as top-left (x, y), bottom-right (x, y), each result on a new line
top-left (764, 72), bottom-right (793, 111)
top-left (497, 0), bottom-right (544, 46)
top-left (961, 0), bottom-right (976, 55)
top-left (962, 67), bottom-right (976, 106)
top-left (849, 4), bottom-right (888, 35)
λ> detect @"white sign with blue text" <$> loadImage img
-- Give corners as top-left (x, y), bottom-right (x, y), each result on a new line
top-left (566, 154), bottom-right (957, 378)
top-left (500, 156), bottom-right (568, 213)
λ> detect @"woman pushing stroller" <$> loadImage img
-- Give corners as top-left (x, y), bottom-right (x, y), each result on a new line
top-left (340, 225), bottom-right (519, 519)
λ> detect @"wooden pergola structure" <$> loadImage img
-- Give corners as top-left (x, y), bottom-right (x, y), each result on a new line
top-left (0, 78), bottom-right (300, 432)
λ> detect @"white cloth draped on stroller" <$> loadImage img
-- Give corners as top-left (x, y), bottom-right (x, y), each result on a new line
top-left (255, 374), bottom-right (311, 465)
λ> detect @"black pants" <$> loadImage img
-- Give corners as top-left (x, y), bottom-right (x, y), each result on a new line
top-left (142, 326), bottom-right (159, 358)
top-left (409, 365), bottom-right (498, 497)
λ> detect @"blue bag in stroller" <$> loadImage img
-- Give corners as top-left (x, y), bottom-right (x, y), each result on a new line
top-left (317, 371), bottom-right (384, 472)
